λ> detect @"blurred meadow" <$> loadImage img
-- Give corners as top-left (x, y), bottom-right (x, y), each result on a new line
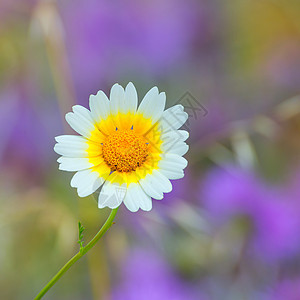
top-left (1, 0), bottom-right (300, 299)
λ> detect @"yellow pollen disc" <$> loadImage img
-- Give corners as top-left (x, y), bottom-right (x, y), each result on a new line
top-left (102, 129), bottom-right (149, 172)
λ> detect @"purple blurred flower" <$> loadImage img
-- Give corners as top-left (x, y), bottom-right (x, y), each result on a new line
top-left (268, 278), bottom-right (300, 300)
top-left (111, 249), bottom-right (202, 300)
top-left (0, 83), bottom-right (61, 180)
top-left (60, 0), bottom-right (201, 101)
top-left (200, 166), bottom-right (299, 261)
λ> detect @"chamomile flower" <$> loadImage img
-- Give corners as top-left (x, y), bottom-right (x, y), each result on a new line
top-left (54, 83), bottom-right (189, 212)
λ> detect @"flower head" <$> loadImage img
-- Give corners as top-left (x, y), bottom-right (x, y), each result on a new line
top-left (54, 83), bottom-right (189, 212)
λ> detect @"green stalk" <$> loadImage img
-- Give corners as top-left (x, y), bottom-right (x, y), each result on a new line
top-left (34, 207), bottom-right (119, 300)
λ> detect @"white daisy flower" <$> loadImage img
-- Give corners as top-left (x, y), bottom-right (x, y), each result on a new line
top-left (54, 83), bottom-right (189, 212)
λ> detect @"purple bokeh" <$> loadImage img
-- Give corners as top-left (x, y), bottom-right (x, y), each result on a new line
top-left (60, 0), bottom-right (202, 101)
top-left (268, 278), bottom-right (300, 300)
top-left (200, 166), bottom-right (300, 262)
top-left (0, 82), bottom-right (61, 180)
top-left (111, 248), bottom-right (203, 300)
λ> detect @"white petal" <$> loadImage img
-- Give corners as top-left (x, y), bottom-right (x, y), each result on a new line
top-left (110, 83), bottom-right (125, 115)
top-left (98, 173), bottom-right (126, 209)
top-left (57, 157), bottom-right (93, 171)
top-left (162, 141), bottom-right (189, 156)
top-left (123, 182), bottom-right (152, 212)
top-left (138, 169), bottom-right (171, 200)
top-left (89, 90), bottom-right (110, 122)
top-left (65, 111), bottom-right (95, 140)
top-left (72, 105), bottom-right (94, 123)
top-left (71, 169), bottom-right (105, 197)
top-left (65, 105), bottom-right (104, 142)
top-left (159, 130), bottom-right (189, 155)
top-left (177, 130), bottom-right (189, 141)
top-left (137, 87), bottom-right (158, 113)
top-left (54, 144), bottom-right (87, 157)
top-left (124, 82), bottom-right (138, 113)
top-left (161, 130), bottom-right (189, 142)
top-left (159, 169), bottom-right (184, 180)
top-left (65, 113), bottom-right (90, 138)
top-left (152, 169), bottom-right (173, 193)
top-left (137, 87), bottom-right (166, 124)
top-left (55, 135), bottom-right (87, 144)
top-left (159, 153), bottom-right (188, 169)
top-left (54, 135), bottom-right (89, 157)
top-left (159, 105), bottom-right (188, 132)
top-left (123, 184), bottom-right (139, 212)
top-left (139, 175), bottom-right (163, 200)
top-left (158, 153), bottom-right (188, 179)
top-left (139, 194), bottom-right (153, 211)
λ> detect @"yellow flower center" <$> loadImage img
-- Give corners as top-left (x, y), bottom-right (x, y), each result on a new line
top-left (102, 129), bottom-right (149, 172)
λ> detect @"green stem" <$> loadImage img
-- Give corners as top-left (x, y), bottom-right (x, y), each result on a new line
top-left (34, 207), bottom-right (119, 300)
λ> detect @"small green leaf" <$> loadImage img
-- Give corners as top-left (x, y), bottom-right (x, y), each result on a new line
top-left (77, 221), bottom-right (85, 253)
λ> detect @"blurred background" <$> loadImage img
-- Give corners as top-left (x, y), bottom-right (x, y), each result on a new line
top-left (1, 0), bottom-right (300, 299)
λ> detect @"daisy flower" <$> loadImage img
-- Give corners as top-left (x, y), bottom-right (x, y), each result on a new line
top-left (54, 83), bottom-right (189, 212)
